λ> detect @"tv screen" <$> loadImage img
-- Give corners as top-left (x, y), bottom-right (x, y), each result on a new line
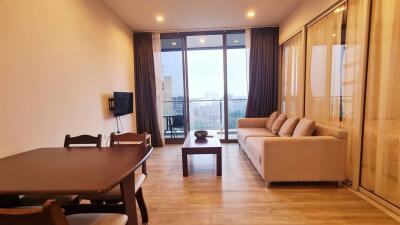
top-left (113, 92), bottom-right (133, 117)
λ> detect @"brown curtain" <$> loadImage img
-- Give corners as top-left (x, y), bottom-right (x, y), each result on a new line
top-left (245, 27), bottom-right (279, 117)
top-left (134, 33), bottom-right (163, 147)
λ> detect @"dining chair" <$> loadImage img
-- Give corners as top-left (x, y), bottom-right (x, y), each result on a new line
top-left (19, 134), bottom-right (102, 207)
top-left (110, 132), bottom-right (151, 174)
top-left (64, 134), bottom-right (102, 148)
top-left (80, 132), bottom-right (150, 223)
top-left (0, 200), bottom-right (127, 225)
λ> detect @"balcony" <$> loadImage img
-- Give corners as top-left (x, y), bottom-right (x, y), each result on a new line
top-left (162, 99), bottom-right (247, 140)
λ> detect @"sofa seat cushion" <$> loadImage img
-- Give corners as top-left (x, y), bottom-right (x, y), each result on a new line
top-left (245, 138), bottom-right (265, 165)
top-left (238, 128), bottom-right (276, 143)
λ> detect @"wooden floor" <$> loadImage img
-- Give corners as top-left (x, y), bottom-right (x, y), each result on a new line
top-left (140, 144), bottom-right (399, 225)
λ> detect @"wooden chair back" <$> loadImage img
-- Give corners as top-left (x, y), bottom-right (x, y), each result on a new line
top-left (110, 132), bottom-right (150, 148)
top-left (110, 132), bottom-right (149, 174)
top-left (64, 134), bottom-right (102, 148)
top-left (0, 200), bottom-right (68, 225)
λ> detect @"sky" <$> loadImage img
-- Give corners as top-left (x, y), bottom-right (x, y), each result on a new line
top-left (161, 48), bottom-right (248, 100)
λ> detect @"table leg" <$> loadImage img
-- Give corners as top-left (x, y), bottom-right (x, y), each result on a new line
top-left (182, 151), bottom-right (188, 177)
top-left (120, 172), bottom-right (138, 225)
top-left (217, 149), bottom-right (222, 176)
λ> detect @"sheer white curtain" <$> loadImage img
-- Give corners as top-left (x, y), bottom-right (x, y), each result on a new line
top-left (152, 33), bottom-right (164, 145)
top-left (281, 32), bottom-right (304, 117)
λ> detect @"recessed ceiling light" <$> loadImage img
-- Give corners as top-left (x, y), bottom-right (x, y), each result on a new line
top-left (171, 42), bottom-right (177, 46)
top-left (156, 15), bottom-right (164, 22)
top-left (332, 33), bottom-right (336, 37)
top-left (200, 38), bottom-right (205, 43)
top-left (247, 10), bottom-right (255, 18)
top-left (234, 40), bottom-right (239, 43)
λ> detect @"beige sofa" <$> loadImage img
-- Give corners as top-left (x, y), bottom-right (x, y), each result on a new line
top-left (237, 117), bottom-right (347, 186)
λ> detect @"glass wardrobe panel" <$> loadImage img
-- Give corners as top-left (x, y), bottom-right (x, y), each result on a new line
top-left (341, 0), bottom-right (370, 182)
top-left (281, 31), bottom-right (304, 117)
top-left (361, 0), bottom-right (400, 207)
top-left (305, 4), bottom-right (347, 126)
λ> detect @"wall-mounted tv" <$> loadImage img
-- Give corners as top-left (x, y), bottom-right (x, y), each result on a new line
top-left (113, 92), bottom-right (133, 117)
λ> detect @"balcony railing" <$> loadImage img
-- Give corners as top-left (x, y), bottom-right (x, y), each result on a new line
top-left (162, 99), bottom-right (247, 136)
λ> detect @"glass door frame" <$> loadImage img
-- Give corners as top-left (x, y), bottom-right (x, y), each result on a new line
top-left (161, 30), bottom-right (245, 143)
top-left (160, 35), bottom-right (188, 143)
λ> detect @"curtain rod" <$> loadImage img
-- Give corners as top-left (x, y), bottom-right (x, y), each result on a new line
top-left (134, 25), bottom-right (278, 34)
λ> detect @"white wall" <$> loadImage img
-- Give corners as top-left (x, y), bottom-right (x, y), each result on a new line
top-left (0, 0), bottom-right (136, 158)
top-left (279, 0), bottom-right (339, 43)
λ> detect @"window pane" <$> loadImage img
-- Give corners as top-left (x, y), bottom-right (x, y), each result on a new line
top-left (227, 33), bottom-right (245, 47)
top-left (186, 35), bottom-right (223, 48)
top-left (227, 48), bottom-right (248, 139)
top-left (161, 39), bottom-right (185, 139)
top-left (161, 38), bottom-right (182, 51)
top-left (187, 49), bottom-right (224, 138)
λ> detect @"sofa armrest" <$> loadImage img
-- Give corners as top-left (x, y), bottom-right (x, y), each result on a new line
top-left (237, 117), bottom-right (268, 128)
top-left (262, 136), bottom-right (346, 181)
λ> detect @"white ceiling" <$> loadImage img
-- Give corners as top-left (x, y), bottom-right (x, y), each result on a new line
top-left (101, 0), bottom-right (303, 32)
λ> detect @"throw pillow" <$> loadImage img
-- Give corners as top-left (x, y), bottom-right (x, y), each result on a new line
top-left (266, 111), bottom-right (279, 131)
top-left (271, 114), bottom-right (288, 134)
top-left (278, 117), bottom-right (300, 137)
top-left (292, 118), bottom-right (316, 137)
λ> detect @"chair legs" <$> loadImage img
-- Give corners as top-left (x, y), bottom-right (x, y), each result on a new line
top-left (136, 187), bottom-right (148, 223)
top-left (85, 187), bottom-right (148, 223)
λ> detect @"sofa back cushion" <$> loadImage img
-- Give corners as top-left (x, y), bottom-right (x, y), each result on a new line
top-left (271, 114), bottom-right (288, 134)
top-left (278, 117), bottom-right (299, 137)
top-left (293, 118), bottom-right (316, 137)
top-left (266, 111), bottom-right (279, 131)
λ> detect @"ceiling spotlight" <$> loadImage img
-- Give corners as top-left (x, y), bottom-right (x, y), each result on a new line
top-left (156, 15), bottom-right (164, 22)
top-left (247, 10), bottom-right (255, 18)
top-left (332, 33), bottom-right (336, 37)
top-left (234, 40), bottom-right (239, 43)
top-left (200, 38), bottom-right (206, 43)
top-left (171, 42), bottom-right (177, 46)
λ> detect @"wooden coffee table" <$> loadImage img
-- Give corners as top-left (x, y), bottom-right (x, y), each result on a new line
top-left (182, 131), bottom-right (222, 176)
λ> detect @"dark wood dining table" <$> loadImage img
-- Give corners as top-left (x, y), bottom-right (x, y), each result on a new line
top-left (0, 146), bottom-right (153, 225)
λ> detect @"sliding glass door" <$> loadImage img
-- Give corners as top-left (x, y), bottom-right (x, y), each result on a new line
top-left (161, 37), bottom-right (187, 140)
top-left (161, 31), bottom-right (248, 142)
top-left (226, 33), bottom-right (248, 139)
top-left (187, 34), bottom-right (225, 139)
